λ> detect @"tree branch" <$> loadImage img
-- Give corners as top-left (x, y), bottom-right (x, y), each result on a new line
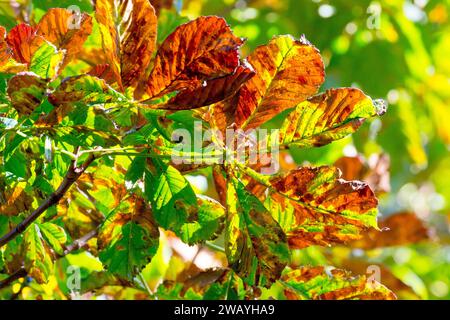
top-left (0, 268), bottom-right (27, 290)
top-left (0, 153), bottom-right (97, 248)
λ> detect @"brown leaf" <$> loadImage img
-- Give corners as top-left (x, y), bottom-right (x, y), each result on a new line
top-left (0, 26), bottom-right (27, 73)
top-left (7, 72), bottom-right (47, 116)
top-left (95, 0), bottom-right (157, 90)
top-left (36, 8), bottom-right (93, 68)
top-left (281, 266), bottom-right (396, 300)
top-left (150, 0), bottom-right (174, 15)
top-left (231, 35), bottom-right (325, 129)
top-left (139, 16), bottom-right (243, 103)
top-left (350, 212), bottom-right (432, 249)
top-left (268, 166), bottom-right (379, 249)
top-left (87, 64), bottom-right (117, 85)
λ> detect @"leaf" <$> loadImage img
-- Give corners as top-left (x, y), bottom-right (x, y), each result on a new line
top-left (0, 26), bottom-right (27, 73)
top-left (179, 195), bottom-right (226, 245)
top-left (144, 160), bottom-right (197, 232)
top-left (279, 88), bottom-right (387, 148)
top-left (139, 16), bottom-right (243, 103)
top-left (29, 40), bottom-right (65, 80)
top-left (334, 154), bottom-right (391, 195)
top-left (7, 72), bottom-right (47, 116)
top-left (350, 212), bottom-right (431, 250)
top-left (267, 166), bottom-right (379, 249)
top-left (36, 8), bottom-right (93, 68)
top-left (48, 75), bottom-right (128, 107)
top-left (230, 35), bottom-right (325, 129)
top-left (94, 0), bottom-right (157, 89)
top-left (161, 63), bottom-right (255, 110)
top-left (280, 266), bottom-right (396, 300)
top-left (23, 224), bottom-right (54, 284)
top-left (5, 23), bottom-right (44, 65)
top-left (38, 222), bottom-right (67, 256)
top-left (226, 178), bottom-right (290, 287)
top-left (0, 183), bottom-right (33, 216)
top-left (98, 196), bottom-right (160, 280)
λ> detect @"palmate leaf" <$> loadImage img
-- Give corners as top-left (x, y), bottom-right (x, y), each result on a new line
top-left (267, 166), bottom-right (379, 248)
top-left (94, 0), bottom-right (157, 90)
top-left (98, 196), bottom-right (160, 280)
top-left (138, 16), bottom-right (244, 107)
top-left (7, 72), bottom-right (47, 116)
top-left (226, 178), bottom-right (290, 287)
top-left (280, 266), bottom-right (396, 300)
top-left (279, 88), bottom-right (387, 148)
top-left (23, 224), bottom-right (54, 284)
top-left (213, 35), bottom-right (325, 130)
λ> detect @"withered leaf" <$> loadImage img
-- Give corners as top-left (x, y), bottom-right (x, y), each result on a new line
top-left (95, 0), bottom-right (157, 90)
top-left (226, 178), bottom-right (289, 287)
top-left (231, 35), bottom-right (325, 129)
top-left (7, 72), bottom-right (47, 116)
top-left (36, 8), bottom-right (93, 68)
top-left (279, 88), bottom-right (386, 148)
top-left (334, 154), bottom-right (391, 195)
top-left (267, 166), bottom-right (379, 249)
top-left (140, 16), bottom-right (243, 104)
top-left (0, 184), bottom-right (33, 216)
top-left (98, 196), bottom-right (160, 280)
top-left (350, 212), bottom-right (431, 250)
top-left (281, 266), bottom-right (396, 300)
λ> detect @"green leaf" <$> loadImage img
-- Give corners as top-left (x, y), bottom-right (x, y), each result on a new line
top-left (144, 160), bottom-right (197, 232)
top-left (226, 178), bottom-right (290, 287)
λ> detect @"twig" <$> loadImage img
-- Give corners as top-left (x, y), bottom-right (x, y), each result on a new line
top-left (0, 268), bottom-right (27, 290)
top-left (0, 152), bottom-right (97, 248)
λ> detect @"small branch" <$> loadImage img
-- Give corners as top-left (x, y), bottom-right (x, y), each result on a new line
top-left (0, 268), bottom-right (27, 290)
top-left (0, 152), bottom-right (97, 248)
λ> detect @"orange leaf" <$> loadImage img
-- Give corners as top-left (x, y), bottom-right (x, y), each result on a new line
top-left (95, 0), bottom-right (157, 90)
top-left (0, 26), bottom-right (27, 73)
top-left (140, 16), bottom-right (243, 102)
top-left (36, 8), bottom-right (93, 68)
top-left (231, 35), bottom-right (325, 129)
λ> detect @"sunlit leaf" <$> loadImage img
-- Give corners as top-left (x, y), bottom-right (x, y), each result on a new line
top-left (279, 88), bottom-right (387, 148)
top-left (5, 23), bottom-right (43, 65)
top-left (94, 0), bottom-right (157, 90)
top-left (267, 166), bottom-right (379, 248)
top-left (280, 266), bottom-right (396, 300)
top-left (0, 26), bottom-right (27, 73)
top-left (7, 72), bottom-right (47, 116)
top-left (98, 196), bottom-right (160, 280)
top-left (24, 224), bottom-right (54, 284)
top-left (231, 35), bottom-right (325, 129)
